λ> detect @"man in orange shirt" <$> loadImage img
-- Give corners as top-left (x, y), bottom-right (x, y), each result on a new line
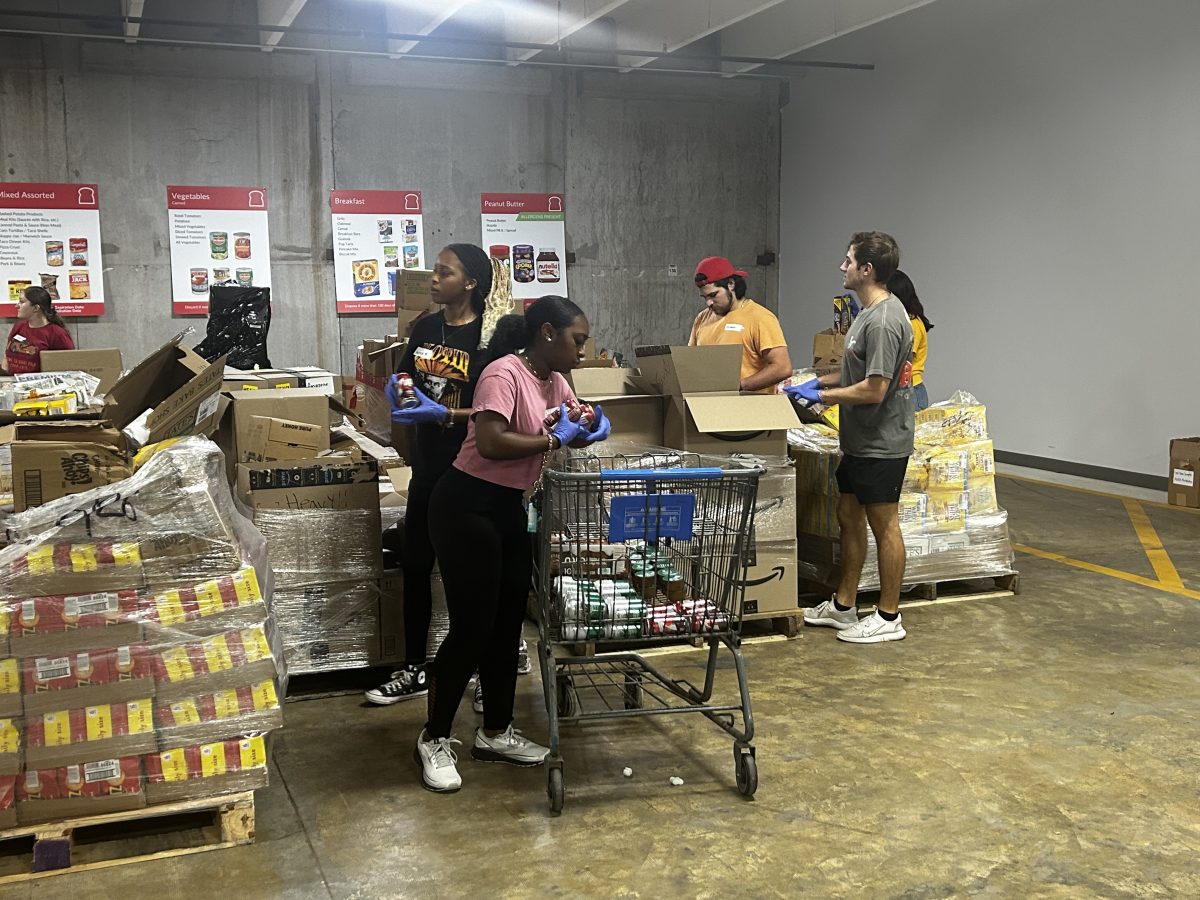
top-left (688, 256), bottom-right (792, 393)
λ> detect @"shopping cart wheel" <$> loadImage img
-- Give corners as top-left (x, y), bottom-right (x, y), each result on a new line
top-left (622, 673), bottom-right (643, 710)
top-left (547, 765), bottom-right (565, 815)
top-left (734, 747), bottom-right (758, 798)
top-left (556, 676), bottom-right (578, 717)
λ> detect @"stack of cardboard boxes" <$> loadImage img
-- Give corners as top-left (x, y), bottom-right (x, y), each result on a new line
top-left (0, 440), bottom-right (284, 826)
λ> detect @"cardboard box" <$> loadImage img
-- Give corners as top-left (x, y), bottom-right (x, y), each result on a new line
top-left (151, 624), bottom-right (279, 705)
top-left (8, 590), bottom-right (145, 658)
top-left (17, 756), bottom-right (146, 823)
top-left (0, 718), bottom-right (19, 777)
top-left (243, 416), bottom-right (330, 463)
top-left (377, 571), bottom-right (404, 666)
top-left (397, 269), bottom-right (433, 312)
top-left (567, 368), bottom-right (665, 447)
top-left (144, 735), bottom-right (269, 805)
top-left (635, 345), bottom-right (799, 456)
top-left (812, 329), bottom-right (845, 368)
top-left (221, 369), bottom-right (267, 392)
top-left (41, 348), bottom-right (124, 395)
top-left (154, 679), bottom-right (282, 749)
top-left (9, 422), bottom-right (132, 513)
top-left (216, 388), bottom-right (338, 479)
top-left (22, 644), bottom-right (156, 717)
top-left (248, 369), bottom-right (300, 390)
top-left (0, 658), bottom-right (21, 718)
top-left (285, 367), bottom-right (340, 395)
top-left (1168, 437), bottom-right (1200, 508)
top-left (741, 539), bottom-right (799, 616)
top-left (105, 334), bottom-right (226, 445)
top-left (23, 697), bottom-right (158, 770)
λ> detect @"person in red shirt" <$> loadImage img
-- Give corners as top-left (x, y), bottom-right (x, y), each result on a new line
top-left (3, 286), bottom-right (74, 375)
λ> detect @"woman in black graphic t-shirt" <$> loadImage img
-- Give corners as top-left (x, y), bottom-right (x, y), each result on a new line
top-left (365, 244), bottom-right (509, 706)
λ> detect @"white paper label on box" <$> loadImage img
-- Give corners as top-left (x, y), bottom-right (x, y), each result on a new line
top-left (72, 592), bottom-right (119, 615)
top-left (1172, 468), bottom-right (1195, 487)
top-left (84, 758), bottom-right (121, 783)
top-left (195, 392), bottom-right (220, 426)
top-left (36, 656), bottom-right (71, 681)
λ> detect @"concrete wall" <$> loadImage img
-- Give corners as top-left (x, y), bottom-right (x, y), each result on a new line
top-left (778, 0), bottom-right (1200, 478)
top-left (0, 32), bottom-right (781, 375)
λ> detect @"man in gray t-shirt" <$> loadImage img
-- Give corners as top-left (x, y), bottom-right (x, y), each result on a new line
top-left (784, 231), bottom-right (915, 644)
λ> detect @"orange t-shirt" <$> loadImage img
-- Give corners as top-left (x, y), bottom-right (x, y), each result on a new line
top-left (688, 298), bottom-right (788, 390)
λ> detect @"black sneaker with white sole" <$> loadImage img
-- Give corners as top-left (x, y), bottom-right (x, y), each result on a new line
top-left (365, 665), bottom-right (428, 706)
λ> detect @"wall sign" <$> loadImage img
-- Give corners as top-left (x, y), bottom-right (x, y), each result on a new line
top-left (0, 182), bottom-right (105, 316)
top-left (480, 193), bottom-right (567, 305)
top-left (330, 190), bottom-right (425, 314)
top-left (168, 185), bottom-right (271, 316)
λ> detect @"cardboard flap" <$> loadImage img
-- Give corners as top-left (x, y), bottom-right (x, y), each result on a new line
top-left (567, 368), bottom-right (652, 398)
top-left (41, 348), bottom-right (124, 394)
top-left (634, 345), bottom-right (741, 396)
top-left (683, 393), bottom-right (801, 435)
top-left (11, 421), bottom-right (127, 447)
top-left (105, 332), bottom-right (226, 441)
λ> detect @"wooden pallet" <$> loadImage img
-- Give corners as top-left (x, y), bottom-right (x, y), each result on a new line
top-left (800, 572), bottom-right (1020, 605)
top-left (740, 609), bottom-right (803, 638)
top-left (0, 790), bottom-right (255, 885)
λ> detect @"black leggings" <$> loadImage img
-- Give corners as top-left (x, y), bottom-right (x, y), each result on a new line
top-left (401, 472), bottom-right (439, 665)
top-left (425, 467), bottom-right (532, 738)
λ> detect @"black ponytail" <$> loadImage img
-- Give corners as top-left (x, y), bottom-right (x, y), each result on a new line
top-left (487, 296), bottom-right (585, 365)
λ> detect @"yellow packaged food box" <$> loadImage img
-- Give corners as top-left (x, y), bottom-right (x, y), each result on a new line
top-left (967, 473), bottom-right (999, 516)
top-left (962, 440), bottom-right (996, 475)
top-left (926, 490), bottom-right (968, 533)
top-left (898, 493), bottom-right (927, 532)
top-left (927, 449), bottom-right (970, 491)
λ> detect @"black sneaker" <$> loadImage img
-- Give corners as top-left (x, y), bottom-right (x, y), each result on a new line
top-left (365, 665), bottom-right (428, 706)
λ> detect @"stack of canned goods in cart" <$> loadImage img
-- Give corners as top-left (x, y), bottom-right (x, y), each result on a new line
top-left (554, 573), bottom-right (730, 640)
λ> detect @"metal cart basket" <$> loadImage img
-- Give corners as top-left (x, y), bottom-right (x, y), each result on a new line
top-left (535, 451), bottom-right (762, 814)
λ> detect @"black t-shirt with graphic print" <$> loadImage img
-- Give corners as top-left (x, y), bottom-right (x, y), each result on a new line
top-left (396, 311), bottom-right (485, 478)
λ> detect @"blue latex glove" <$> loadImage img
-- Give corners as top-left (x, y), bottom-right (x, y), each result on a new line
top-left (581, 404), bottom-right (612, 444)
top-left (550, 404), bottom-right (591, 447)
top-left (385, 373), bottom-right (403, 409)
top-left (390, 383), bottom-right (448, 425)
top-left (783, 378), bottom-right (823, 406)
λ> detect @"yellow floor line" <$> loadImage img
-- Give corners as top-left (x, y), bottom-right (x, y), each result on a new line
top-left (1014, 543), bottom-right (1200, 601)
top-left (998, 471), bottom-right (1199, 515)
top-left (1122, 499), bottom-right (1185, 589)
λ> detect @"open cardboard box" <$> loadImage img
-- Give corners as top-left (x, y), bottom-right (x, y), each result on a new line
top-left (104, 333), bottom-right (226, 445)
top-left (634, 345), bottom-right (800, 457)
top-left (6, 421), bottom-right (132, 512)
top-left (41, 348), bottom-right (124, 395)
top-left (566, 368), bottom-right (665, 447)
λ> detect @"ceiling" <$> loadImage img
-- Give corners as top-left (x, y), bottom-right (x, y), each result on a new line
top-left (0, 0), bottom-right (939, 78)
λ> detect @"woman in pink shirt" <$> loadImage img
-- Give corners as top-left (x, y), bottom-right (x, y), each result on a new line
top-left (415, 296), bottom-right (612, 793)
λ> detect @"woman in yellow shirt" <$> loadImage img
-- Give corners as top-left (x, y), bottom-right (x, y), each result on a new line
top-left (887, 270), bottom-right (934, 411)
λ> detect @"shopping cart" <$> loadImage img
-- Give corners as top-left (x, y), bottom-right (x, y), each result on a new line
top-left (534, 451), bottom-right (762, 815)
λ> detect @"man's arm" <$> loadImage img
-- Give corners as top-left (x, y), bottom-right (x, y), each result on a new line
top-left (739, 345), bottom-right (792, 392)
top-left (819, 374), bottom-right (890, 407)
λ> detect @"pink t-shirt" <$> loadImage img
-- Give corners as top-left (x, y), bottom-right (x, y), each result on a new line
top-left (454, 354), bottom-right (576, 491)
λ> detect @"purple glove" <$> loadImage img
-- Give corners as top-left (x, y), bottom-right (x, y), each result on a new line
top-left (550, 404), bottom-right (590, 447)
top-left (581, 404), bottom-right (612, 445)
top-left (390, 383), bottom-right (448, 425)
top-left (783, 378), bottom-right (822, 406)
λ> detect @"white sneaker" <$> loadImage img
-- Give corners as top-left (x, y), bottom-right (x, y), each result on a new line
top-left (471, 725), bottom-right (549, 766)
top-left (517, 638), bottom-right (532, 675)
top-left (837, 611), bottom-right (907, 644)
top-left (414, 731), bottom-right (462, 793)
top-left (364, 665), bottom-right (427, 706)
top-left (802, 598), bottom-right (859, 630)
top-left (472, 679), bottom-right (484, 714)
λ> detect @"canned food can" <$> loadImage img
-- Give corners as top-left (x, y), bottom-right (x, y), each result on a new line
top-left (68, 269), bottom-right (91, 300)
top-left (236, 268), bottom-right (253, 287)
top-left (69, 238), bottom-right (88, 266)
top-left (45, 241), bottom-right (64, 267)
top-left (603, 624), bottom-right (643, 639)
top-left (209, 231), bottom-right (228, 260)
top-left (212, 267), bottom-right (230, 282)
top-left (190, 268), bottom-right (209, 294)
top-left (233, 232), bottom-right (251, 259)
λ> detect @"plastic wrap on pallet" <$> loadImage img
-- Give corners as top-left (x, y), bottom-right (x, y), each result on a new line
top-left (0, 438), bottom-right (286, 825)
top-left (253, 507), bottom-right (383, 675)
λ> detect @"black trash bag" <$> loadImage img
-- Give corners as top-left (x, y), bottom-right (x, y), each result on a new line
top-left (194, 285), bottom-right (272, 369)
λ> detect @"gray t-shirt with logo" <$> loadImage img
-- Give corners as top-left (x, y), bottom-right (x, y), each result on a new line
top-left (839, 295), bottom-right (915, 458)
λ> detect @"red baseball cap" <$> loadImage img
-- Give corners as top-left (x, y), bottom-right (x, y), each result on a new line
top-left (693, 256), bottom-right (747, 286)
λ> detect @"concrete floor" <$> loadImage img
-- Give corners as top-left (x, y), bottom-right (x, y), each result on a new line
top-left (13, 474), bottom-right (1200, 899)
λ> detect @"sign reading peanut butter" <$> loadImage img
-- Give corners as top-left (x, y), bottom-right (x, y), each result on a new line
top-left (480, 193), bottom-right (567, 306)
